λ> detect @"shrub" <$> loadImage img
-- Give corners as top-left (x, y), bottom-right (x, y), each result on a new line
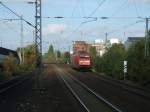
top-left (3, 54), bottom-right (18, 79)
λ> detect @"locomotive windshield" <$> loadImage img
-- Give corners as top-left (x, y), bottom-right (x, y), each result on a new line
top-left (80, 55), bottom-right (90, 58)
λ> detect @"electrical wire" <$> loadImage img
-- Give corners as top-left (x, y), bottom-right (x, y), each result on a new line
top-left (89, 0), bottom-right (107, 16)
top-left (0, 2), bottom-right (35, 28)
top-left (1, 21), bottom-right (20, 35)
top-left (110, 0), bottom-right (129, 17)
top-left (0, 1), bottom-right (29, 4)
top-left (71, 0), bottom-right (80, 17)
top-left (132, 0), bottom-right (140, 17)
top-left (72, 0), bottom-right (107, 32)
top-left (81, 0), bottom-right (86, 17)
top-left (43, 16), bottom-right (143, 20)
top-left (107, 20), bottom-right (144, 35)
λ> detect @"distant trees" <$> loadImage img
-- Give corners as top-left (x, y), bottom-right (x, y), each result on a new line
top-left (56, 50), bottom-right (61, 58)
top-left (43, 45), bottom-right (66, 63)
top-left (43, 44), bottom-right (72, 64)
top-left (63, 52), bottom-right (70, 64)
top-left (43, 45), bottom-right (56, 63)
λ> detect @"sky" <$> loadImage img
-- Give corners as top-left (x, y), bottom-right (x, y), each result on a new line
top-left (0, 0), bottom-right (150, 53)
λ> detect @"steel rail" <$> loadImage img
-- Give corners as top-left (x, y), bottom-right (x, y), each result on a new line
top-left (68, 73), bottom-right (123, 112)
top-left (85, 72), bottom-right (150, 100)
top-left (57, 71), bottom-right (90, 112)
top-left (57, 67), bottom-right (122, 112)
top-left (0, 75), bottom-right (31, 94)
top-left (68, 68), bottom-right (150, 100)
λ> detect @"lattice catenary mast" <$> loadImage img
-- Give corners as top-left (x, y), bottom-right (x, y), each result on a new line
top-left (35, 0), bottom-right (42, 66)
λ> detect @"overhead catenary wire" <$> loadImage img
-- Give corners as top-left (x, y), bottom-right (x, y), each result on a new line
top-left (89, 0), bottom-right (107, 16)
top-left (0, 1), bottom-right (30, 4)
top-left (0, 18), bottom-right (34, 35)
top-left (80, 0), bottom-right (86, 17)
top-left (1, 21), bottom-right (21, 35)
top-left (106, 20), bottom-right (144, 35)
top-left (71, 0), bottom-right (80, 17)
top-left (132, 0), bottom-right (140, 17)
top-left (62, 19), bottom-right (144, 45)
top-left (110, 0), bottom-right (129, 17)
top-left (1, 1), bottom-right (148, 40)
top-left (43, 16), bottom-right (146, 20)
top-left (69, 0), bottom-right (107, 34)
top-left (0, 2), bottom-right (35, 28)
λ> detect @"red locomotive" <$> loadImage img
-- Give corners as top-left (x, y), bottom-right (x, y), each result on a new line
top-left (71, 51), bottom-right (92, 70)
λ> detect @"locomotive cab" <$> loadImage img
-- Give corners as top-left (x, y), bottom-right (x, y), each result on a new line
top-left (71, 51), bottom-right (92, 70)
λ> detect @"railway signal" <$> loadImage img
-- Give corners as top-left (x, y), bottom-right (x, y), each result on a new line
top-left (124, 61), bottom-right (127, 80)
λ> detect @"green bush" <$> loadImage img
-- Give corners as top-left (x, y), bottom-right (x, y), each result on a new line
top-left (127, 40), bottom-right (150, 85)
top-left (3, 54), bottom-right (19, 79)
top-left (92, 33), bottom-right (150, 86)
top-left (92, 44), bottom-right (126, 80)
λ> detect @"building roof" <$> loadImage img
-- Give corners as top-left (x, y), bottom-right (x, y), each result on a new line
top-left (0, 47), bottom-right (18, 58)
top-left (127, 37), bottom-right (144, 42)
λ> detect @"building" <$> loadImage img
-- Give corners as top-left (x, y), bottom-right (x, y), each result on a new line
top-left (125, 37), bottom-right (144, 48)
top-left (95, 39), bottom-right (104, 44)
top-left (73, 41), bottom-right (91, 53)
top-left (90, 39), bottom-right (105, 56)
top-left (72, 38), bottom-right (121, 56)
top-left (0, 47), bottom-right (20, 68)
top-left (92, 43), bottom-right (106, 56)
top-left (109, 38), bottom-right (120, 45)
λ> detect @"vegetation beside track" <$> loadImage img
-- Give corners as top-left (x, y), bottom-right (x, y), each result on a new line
top-left (0, 44), bottom-right (37, 82)
top-left (90, 31), bottom-right (150, 87)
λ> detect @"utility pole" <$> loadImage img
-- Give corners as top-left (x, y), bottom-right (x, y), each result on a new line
top-left (105, 33), bottom-right (108, 43)
top-left (145, 18), bottom-right (149, 57)
top-left (0, 39), bottom-right (2, 47)
top-left (33, 30), bottom-right (35, 43)
top-left (35, 0), bottom-right (42, 66)
top-left (55, 50), bottom-right (58, 63)
top-left (20, 15), bottom-right (24, 64)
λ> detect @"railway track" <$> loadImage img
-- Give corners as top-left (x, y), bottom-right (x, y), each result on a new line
top-left (0, 74), bottom-right (32, 94)
top-left (72, 70), bottom-right (150, 100)
top-left (57, 67), bottom-right (122, 112)
top-left (65, 67), bottom-right (150, 112)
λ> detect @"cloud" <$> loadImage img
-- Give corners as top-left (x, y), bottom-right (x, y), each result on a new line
top-left (43, 24), bottom-right (68, 36)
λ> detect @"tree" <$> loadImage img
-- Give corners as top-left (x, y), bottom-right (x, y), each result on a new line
top-left (89, 46), bottom-right (97, 70)
top-left (23, 44), bottom-right (37, 70)
top-left (127, 40), bottom-right (150, 84)
top-left (48, 45), bottom-right (54, 54)
top-left (57, 50), bottom-right (61, 58)
top-left (3, 54), bottom-right (18, 78)
top-left (43, 45), bottom-right (56, 63)
top-left (63, 52), bottom-right (70, 64)
top-left (90, 46), bottom-right (97, 57)
top-left (95, 44), bottom-right (126, 79)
